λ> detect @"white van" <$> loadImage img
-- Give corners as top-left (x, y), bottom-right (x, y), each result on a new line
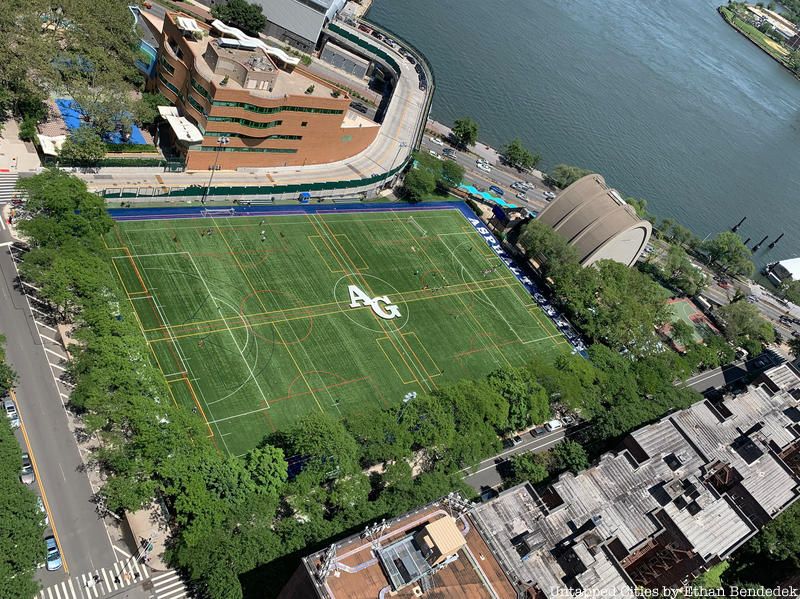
top-left (544, 419), bottom-right (563, 432)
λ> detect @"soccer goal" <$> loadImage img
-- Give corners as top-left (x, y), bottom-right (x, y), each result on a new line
top-left (408, 216), bottom-right (428, 237)
top-left (201, 208), bottom-right (236, 217)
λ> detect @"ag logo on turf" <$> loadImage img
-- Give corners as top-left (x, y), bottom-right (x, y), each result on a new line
top-left (347, 285), bottom-right (401, 320)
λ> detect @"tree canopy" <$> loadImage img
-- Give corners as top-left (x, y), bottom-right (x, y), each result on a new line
top-left (545, 164), bottom-right (592, 189)
top-left (716, 300), bottom-right (775, 356)
top-left (501, 138), bottom-right (541, 171)
top-left (450, 117), bottom-right (479, 148)
top-left (701, 231), bottom-right (754, 277)
top-left (211, 0), bottom-right (267, 35)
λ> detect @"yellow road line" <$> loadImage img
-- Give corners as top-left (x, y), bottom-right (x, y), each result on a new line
top-left (13, 389), bottom-right (70, 575)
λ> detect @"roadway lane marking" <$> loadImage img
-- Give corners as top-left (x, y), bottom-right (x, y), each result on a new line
top-left (44, 346), bottom-right (66, 358)
top-left (467, 436), bottom-right (564, 477)
top-left (36, 321), bottom-right (57, 332)
top-left (13, 389), bottom-right (70, 575)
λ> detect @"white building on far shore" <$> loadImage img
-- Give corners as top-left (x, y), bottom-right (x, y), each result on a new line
top-left (767, 257), bottom-right (800, 285)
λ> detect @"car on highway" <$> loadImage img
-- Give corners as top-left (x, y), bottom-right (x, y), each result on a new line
top-left (489, 185), bottom-right (504, 196)
top-left (350, 102), bottom-right (368, 114)
top-left (45, 536), bottom-right (62, 571)
top-left (442, 148), bottom-right (456, 158)
top-left (428, 149), bottom-right (439, 158)
top-left (20, 452), bottom-right (35, 484)
top-left (543, 191), bottom-right (556, 200)
top-left (429, 136), bottom-right (444, 146)
top-left (476, 162), bottom-right (492, 173)
top-left (4, 397), bottom-right (20, 429)
top-left (516, 192), bottom-right (527, 201)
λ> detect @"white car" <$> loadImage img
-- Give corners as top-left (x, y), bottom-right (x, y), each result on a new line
top-left (477, 163), bottom-right (492, 173)
top-left (543, 191), bottom-right (556, 200)
top-left (428, 149), bottom-right (439, 159)
top-left (429, 136), bottom-right (444, 146)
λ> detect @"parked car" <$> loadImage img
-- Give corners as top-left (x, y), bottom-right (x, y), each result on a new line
top-left (543, 191), bottom-right (556, 200)
top-left (562, 415), bottom-right (576, 426)
top-left (4, 398), bottom-right (20, 429)
top-left (503, 435), bottom-right (523, 449)
top-left (350, 102), bottom-right (368, 114)
top-left (45, 536), bottom-right (62, 571)
top-left (531, 426), bottom-right (547, 437)
top-left (479, 488), bottom-right (499, 502)
top-left (534, 293), bottom-right (546, 304)
top-left (543, 305), bottom-right (556, 317)
top-left (544, 419), bottom-right (563, 432)
top-left (428, 150), bottom-right (439, 158)
top-left (406, 55), bottom-right (416, 65)
top-left (442, 148), bottom-right (456, 158)
top-left (20, 452), bottom-right (35, 484)
top-left (489, 185), bottom-right (504, 196)
top-left (429, 136), bottom-right (444, 146)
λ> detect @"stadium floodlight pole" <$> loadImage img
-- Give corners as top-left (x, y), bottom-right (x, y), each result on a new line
top-left (201, 136), bottom-right (230, 204)
top-left (384, 141), bottom-right (407, 188)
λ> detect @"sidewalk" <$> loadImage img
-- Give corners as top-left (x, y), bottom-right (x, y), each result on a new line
top-left (0, 119), bottom-right (41, 172)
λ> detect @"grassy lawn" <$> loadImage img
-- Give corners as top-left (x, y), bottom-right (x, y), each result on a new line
top-left (106, 209), bottom-right (568, 455)
top-left (720, 7), bottom-right (788, 60)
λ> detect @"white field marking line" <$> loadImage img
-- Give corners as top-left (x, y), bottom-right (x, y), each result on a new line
top-left (313, 212), bottom-right (432, 394)
top-left (221, 217), bottom-right (338, 410)
top-left (111, 251), bottom-right (193, 259)
top-left (418, 231), bottom-right (509, 369)
top-left (443, 236), bottom-right (531, 345)
top-left (186, 252), bottom-right (265, 452)
top-left (125, 246), bottom-right (229, 448)
top-left (118, 213), bottom-right (458, 234)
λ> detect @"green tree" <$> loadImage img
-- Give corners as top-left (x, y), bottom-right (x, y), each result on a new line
top-left (285, 412), bottom-right (360, 479)
top-left (501, 138), bottom-right (541, 171)
top-left (18, 116), bottom-right (38, 141)
top-left (779, 279), bottom-right (800, 305)
top-left (517, 219), bottom-right (579, 280)
top-left (211, 0), bottom-right (267, 35)
top-left (716, 300), bottom-right (775, 355)
top-left (244, 446), bottom-right (288, 496)
top-left (487, 367), bottom-right (550, 431)
top-left (545, 164), bottom-right (592, 189)
top-left (748, 501), bottom-right (800, 568)
top-left (790, 336), bottom-right (800, 359)
top-left (670, 319), bottom-right (697, 348)
top-left (133, 92), bottom-right (169, 127)
top-left (552, 440), bottom-right (589, 473)
top-left (450, 117), bottom-right (479, 148)
top-left (662, 245), bottom-right (706, 296)
top-left (58, 128), bottom-right (107, 166)
top-left (509, 452), bottom-right (550, 485)
top-left (402, 167), bottom-right (436, 202)
top-left (702, 231), bottom-right (754, 277)
top-left (439, 159), bottom-right (465, 187)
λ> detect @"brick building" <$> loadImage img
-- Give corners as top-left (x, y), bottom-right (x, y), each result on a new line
top-left (155, 13), bottom-right (378, 170)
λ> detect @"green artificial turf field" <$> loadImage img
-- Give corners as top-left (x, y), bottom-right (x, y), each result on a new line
top-left (106, 209), bottom-right (568, 455)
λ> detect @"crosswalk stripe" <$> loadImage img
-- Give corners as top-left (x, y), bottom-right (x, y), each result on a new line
top-left (152, 570), bottom-right (178, 582)
top-left (67, 578), bottom-right (77, 599)
top-left (53, 583), bottom-right (61, 599)
top-left (156, 578), bottom-right (184, 593)
top-left (160, 586), bottom-right (188, 599)
top-left (46, 586), bottom-right (53, 599)
top-left (101, 568), bottom-right (112, 590)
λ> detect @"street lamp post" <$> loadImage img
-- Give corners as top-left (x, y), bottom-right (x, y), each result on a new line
top-left (384, 141), bottom-right (407, 189)
top-left (201, 136), bottom-right (230, 204)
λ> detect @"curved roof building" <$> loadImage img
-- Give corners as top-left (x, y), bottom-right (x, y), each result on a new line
top-left (537, 174), bottom-right (652, 267)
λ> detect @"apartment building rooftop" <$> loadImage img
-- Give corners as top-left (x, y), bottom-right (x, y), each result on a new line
top-left (282, 496), bottom-right (517, 599)
top-left (169, 13), bottom-right (336, 100)
top-left (469, 363), bottom-right (800, 596)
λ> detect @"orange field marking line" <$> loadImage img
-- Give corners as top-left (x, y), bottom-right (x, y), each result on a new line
top-left (145, 278), bottom-right (520, 343)
top-left (316, 214), bottom-right (436, 390)
top-left (180, 374), bottom-right (215, 438)
top-left (398, 213), bottom-right (513, 369)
